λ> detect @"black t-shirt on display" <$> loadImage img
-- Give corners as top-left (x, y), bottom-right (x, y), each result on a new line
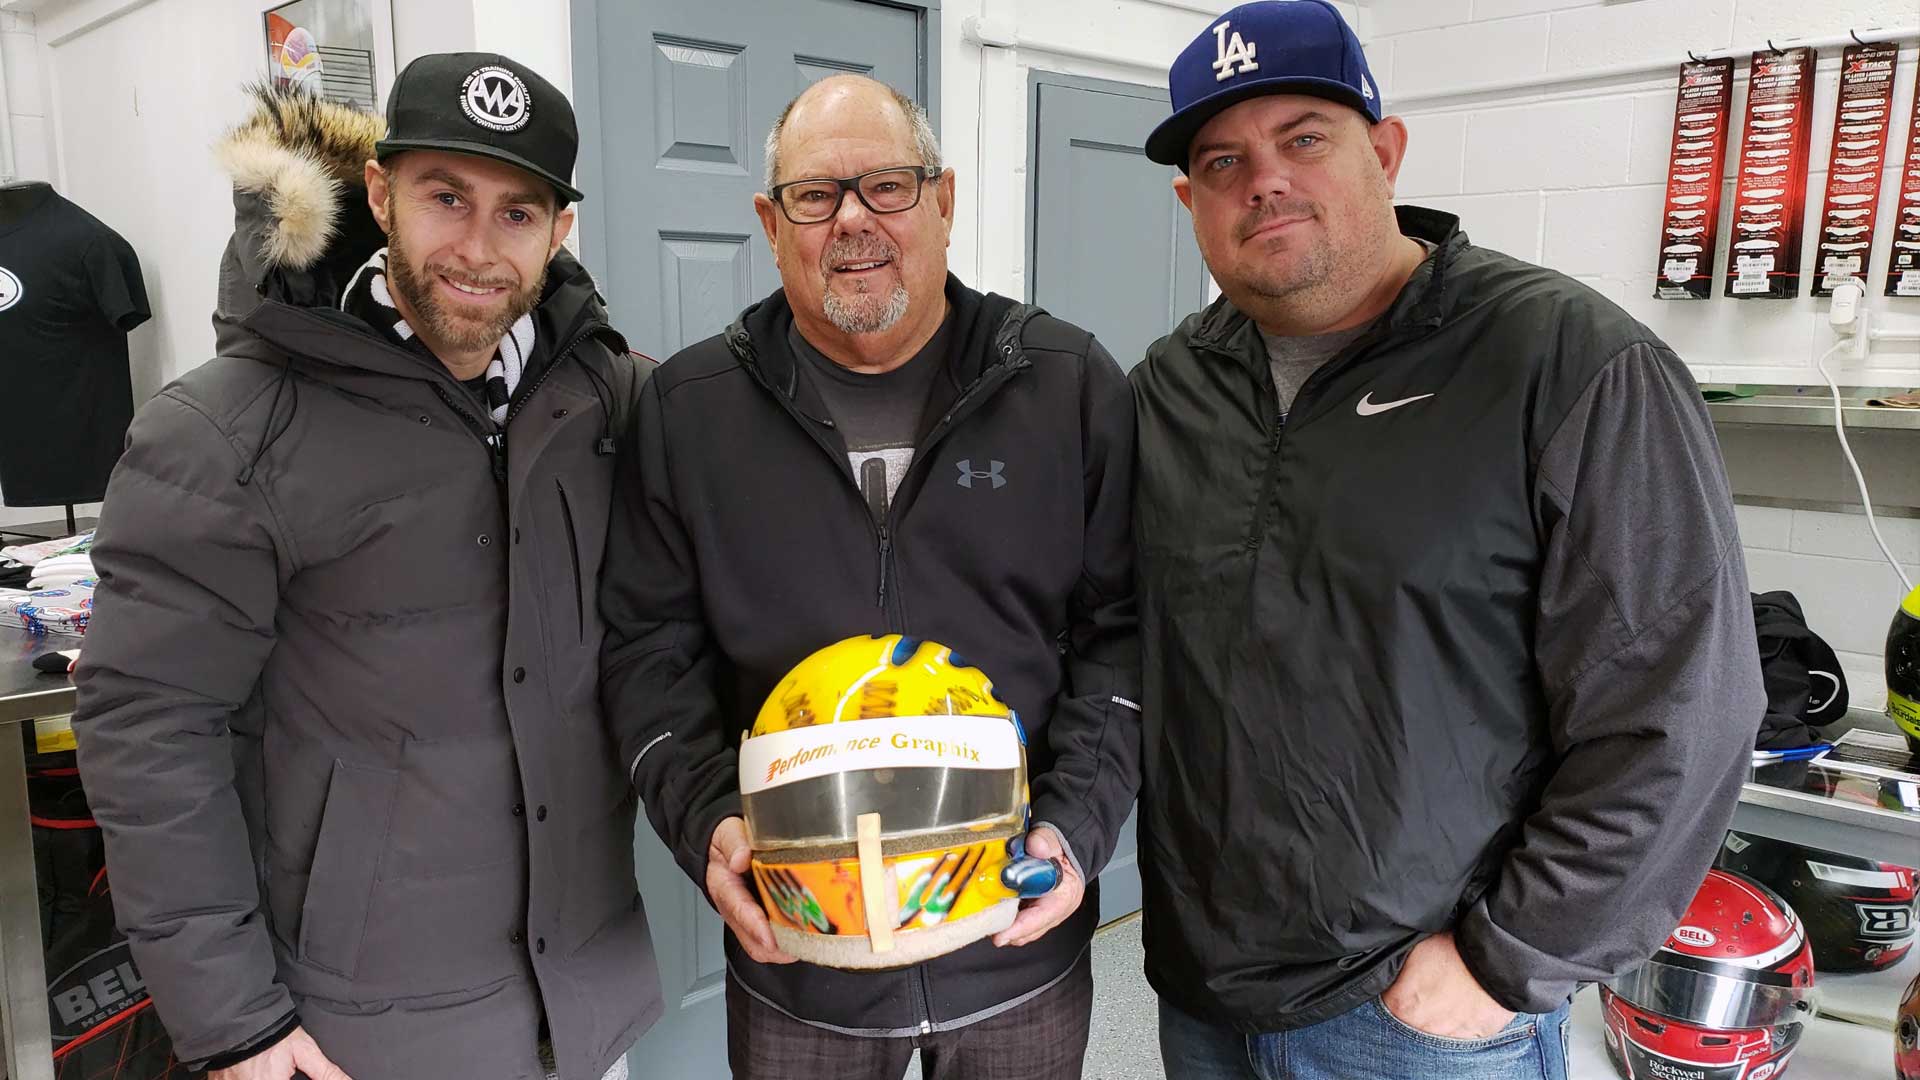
top-left (0, 183), bottom-right (150, 506)
top-left (789, 314), bottom-right (951, 521)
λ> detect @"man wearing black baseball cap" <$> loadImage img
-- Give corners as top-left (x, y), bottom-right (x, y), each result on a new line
top-left (74, 54), bottom-right (658, 1080)
top-left (1130, 3), bottom-right (1761, 1078)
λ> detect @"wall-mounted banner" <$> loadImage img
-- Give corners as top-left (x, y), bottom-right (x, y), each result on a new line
top-left (1890, 51), bottom-right (1920, 297)
top-left (1655, 57), bottom-right (1736, 300)
top-left (1727, 47), bottom-right (1816, 299)
top-left (1813, 42), bottom-right (1900, 297)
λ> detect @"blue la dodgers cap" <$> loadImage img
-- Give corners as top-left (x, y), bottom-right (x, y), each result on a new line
top-left (1146, 0), bottom-right (1382, 167)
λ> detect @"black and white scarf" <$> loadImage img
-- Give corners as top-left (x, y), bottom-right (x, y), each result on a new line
top-left (344, 248), bottom-right (534, 424)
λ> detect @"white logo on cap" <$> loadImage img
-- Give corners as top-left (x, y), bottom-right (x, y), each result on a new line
top-left (1212, 21), bottom-right (1260, 82)
top-left (460, 66), bottom-right (531, 133)
top-left (0, 267), bottom-right (21, 313)
top-left (1362, 74), bottom-right (1375, 101)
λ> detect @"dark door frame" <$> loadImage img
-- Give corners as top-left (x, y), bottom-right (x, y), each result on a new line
top-left (568, 0), bottom-right (942, 285)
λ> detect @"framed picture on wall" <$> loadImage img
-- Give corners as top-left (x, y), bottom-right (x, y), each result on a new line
top-left (263, 0), bottom-right (397, 113)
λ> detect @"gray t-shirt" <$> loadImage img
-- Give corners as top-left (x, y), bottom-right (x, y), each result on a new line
top-left (1259, 240), bottom-right (1437, 418)
top-left (791, 314), bottom-right (953, 520)
top-left (1260, 323), bottom-right (1372, 419)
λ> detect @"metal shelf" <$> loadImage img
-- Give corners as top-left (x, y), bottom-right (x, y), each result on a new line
top-left (1703, 384), bottom-right (1920, 431)
top-left (1732, 710), bottom-right (1920, 868)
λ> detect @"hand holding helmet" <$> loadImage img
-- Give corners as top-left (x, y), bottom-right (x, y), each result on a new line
top-left (737, 635), bottom-right (1061, 969)
top-left (991, 825), bottom-right (1082, 949)
top-left (706, 816), bottom-right (798, 965)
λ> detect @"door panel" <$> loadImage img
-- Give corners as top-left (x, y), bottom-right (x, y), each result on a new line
top-left (1030, 77), bottom-right (1209, 375)
top-left (1029, 74), bottom-right (1209, 922)
top-left (572, 3), bottom-right (930, 1075)
top-left (581, 0), bottom-right (925, 365)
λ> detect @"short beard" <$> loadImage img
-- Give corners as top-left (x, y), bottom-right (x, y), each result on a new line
top-left (824, 283), bottom-right (910, 334)
top-left (1217, 174), bottom-right (1399, 326)
top-left (1230, 197), bottom-right (1334, 301)
top-left (819, 234), bottom-right (910, 334)
top-left (385, 202), bottom-right (546, 352)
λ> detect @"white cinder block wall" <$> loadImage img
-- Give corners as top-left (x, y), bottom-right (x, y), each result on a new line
top-left (1370, 0), bottom-right (1920, 706)
top-left (1, 8), bottom-right (53, 184)
top-left (0, 0), bottom-right (522, 528)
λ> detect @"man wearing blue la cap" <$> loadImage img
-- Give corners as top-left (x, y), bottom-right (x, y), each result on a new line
top-left (1131, 3), bottom-right (1763, 1079)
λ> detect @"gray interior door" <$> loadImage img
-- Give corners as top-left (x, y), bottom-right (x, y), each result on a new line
top-left (1028, 73), bottom-right (1207, 924)
top-left (569, 3), bottom-right (931, 1076)
top-left (1029, 74), bottom-right (1208, 378)
top-left (575, 0), bottom-right (930, 362)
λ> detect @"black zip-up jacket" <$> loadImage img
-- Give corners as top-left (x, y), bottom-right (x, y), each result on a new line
top-left (1131, 207), bottom-right (1763, 1032)
top-left (599, 275), bottom-right (1141, 1034)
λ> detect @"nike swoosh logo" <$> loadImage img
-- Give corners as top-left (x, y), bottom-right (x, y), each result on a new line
top-left (1355, 392), bottom-right (1435, 417)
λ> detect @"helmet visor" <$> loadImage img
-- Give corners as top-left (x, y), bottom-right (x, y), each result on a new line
top-left (1601, 956), bottom-right (1813, 1031)
top-left (740, 715), bottom-right (1025, 854)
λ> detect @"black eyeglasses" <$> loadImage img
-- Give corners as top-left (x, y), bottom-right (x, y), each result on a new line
top-left (769, 165), bottom-right (942, 224)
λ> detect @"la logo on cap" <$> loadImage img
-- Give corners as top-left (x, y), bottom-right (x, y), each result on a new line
top-left (1212, 20), bottom-right (1259, 82)
top-left (461, 66), bottom-right (532, 132)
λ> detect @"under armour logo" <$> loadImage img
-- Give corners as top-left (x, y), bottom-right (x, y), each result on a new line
top-left (956, 460), bottom-right (1006, 490)
top-left (1212, 21), bottom-right (1259, 82)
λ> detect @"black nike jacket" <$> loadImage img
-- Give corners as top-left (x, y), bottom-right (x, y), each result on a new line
top-left (1130, 206), bottom-right (1764, 1032)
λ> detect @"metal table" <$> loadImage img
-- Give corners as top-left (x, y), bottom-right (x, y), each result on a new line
top-left (1732, 709), bottom-right (1920, 868)
top-left (0, 625), bottom-right (71, 1080)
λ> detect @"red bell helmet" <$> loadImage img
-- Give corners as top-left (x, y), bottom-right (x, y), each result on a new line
top-left (1898, 970), bottom-right (1920, 1080)
top-left (1600, 868), bottom-right (1815, 1080)
top-left (1717, 830), bottom-right (1917, 972)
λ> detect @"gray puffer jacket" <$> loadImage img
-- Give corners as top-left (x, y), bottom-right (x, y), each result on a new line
top-left (71, 87), bottom-right (660, 1080)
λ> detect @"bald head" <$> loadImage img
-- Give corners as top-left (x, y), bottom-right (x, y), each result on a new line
top-left (763, 74), bottom-right (941, 189)
top-left (750, 72), bottom-right (956, 373)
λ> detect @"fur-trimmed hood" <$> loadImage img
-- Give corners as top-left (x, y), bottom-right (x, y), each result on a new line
top-left (210, 84), bottom-right (617, 378)
top-left (214, 85), bottom-right (390, 334)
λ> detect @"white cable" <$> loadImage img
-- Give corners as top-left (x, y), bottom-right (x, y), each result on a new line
top-left (1814, 339), bottom-right (1914, 593)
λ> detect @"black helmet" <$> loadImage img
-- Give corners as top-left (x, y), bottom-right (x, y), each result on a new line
top-left (1717, 831), bottom-right (1916, 973)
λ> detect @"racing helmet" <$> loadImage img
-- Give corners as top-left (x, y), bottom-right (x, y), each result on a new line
top-left (1898, 970), bottom-right (1920, 1080)
top-left (1717, 830), bottom-right (1916, 972)
top-left (1599, 868), bottom-right (1815, 1080)
top-left (1891, 584), bottom-right (1920, 756)
top-left (739, 635), bottom-right (1050, 969)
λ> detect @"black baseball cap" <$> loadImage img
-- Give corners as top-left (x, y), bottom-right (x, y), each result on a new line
top-left (1147, 1), bottom-right (1381, 168)
top-left (375, 52), bottom-right (584, 204)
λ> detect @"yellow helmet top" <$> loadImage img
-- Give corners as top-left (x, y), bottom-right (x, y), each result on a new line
top-left (751, 634), bottom-right (1013, 736)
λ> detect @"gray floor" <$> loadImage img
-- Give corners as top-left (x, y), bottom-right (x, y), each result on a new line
top-left (1080, 915), bottom-right (1162, 1080)
top-left (905, 914), bottom-right (1161, 1080)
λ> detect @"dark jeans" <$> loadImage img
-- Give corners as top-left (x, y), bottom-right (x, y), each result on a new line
top-left (724, 952), bottom-right (1093, 1080)
top-left (1159, 996), bottom-right (1573, 1080)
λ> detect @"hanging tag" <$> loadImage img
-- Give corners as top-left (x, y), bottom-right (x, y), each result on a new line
top-left (1812, 42), bottom-right (1900, 296)
top-left (1653, 57), bottom-right (1734, 300)
top-left (1727, 48), bottom-right (1816, 299)
top-left (1886, 46), bottom-right (1920, 297)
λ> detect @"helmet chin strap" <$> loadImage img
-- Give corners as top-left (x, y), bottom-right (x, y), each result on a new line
top-left (857, 813), bottom-right (897, 957)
